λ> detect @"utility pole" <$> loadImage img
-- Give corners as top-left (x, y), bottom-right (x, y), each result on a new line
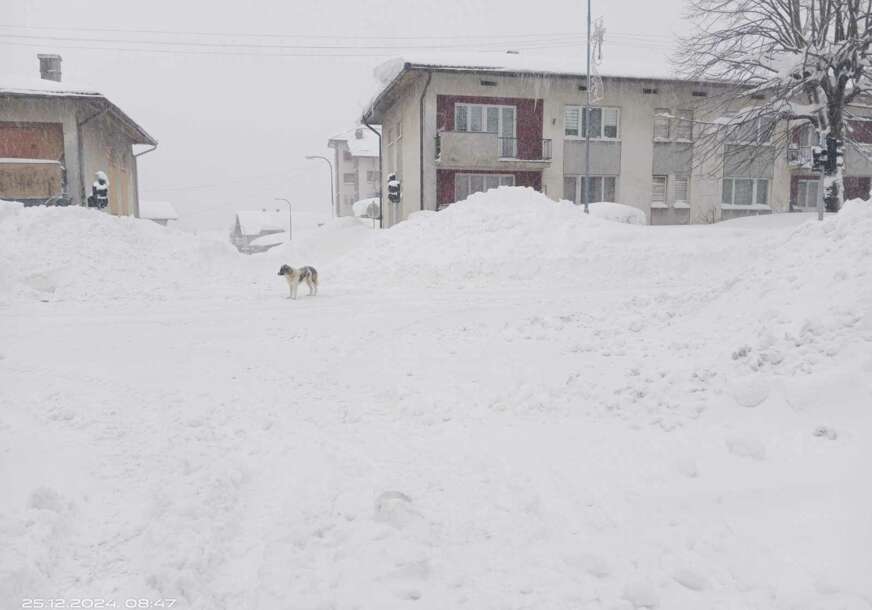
top-left (583, 0), bottom-right (592, 214)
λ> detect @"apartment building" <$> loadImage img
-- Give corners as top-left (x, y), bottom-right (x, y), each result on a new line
top-left (361, 56), bottom-right (872, 227)
top-left (327, 126), bottom-right (381, 217)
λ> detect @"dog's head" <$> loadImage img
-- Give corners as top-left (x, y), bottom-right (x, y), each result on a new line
top-left (277, 264), bottom-right (292, 276)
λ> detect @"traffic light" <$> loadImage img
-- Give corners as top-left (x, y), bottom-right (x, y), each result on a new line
top-left (387, 174), bottom-right (401, 204)
top-left (812, 145), bottom-right (829, 172)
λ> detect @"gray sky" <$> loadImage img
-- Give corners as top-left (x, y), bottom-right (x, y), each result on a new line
top-left (0, 0), bottom-right (685, 231)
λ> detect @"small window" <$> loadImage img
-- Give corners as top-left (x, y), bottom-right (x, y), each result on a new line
top-left (343, 150), bottom-right (352, 161)
top-left (692, 90), bottom-right (708, 97)
top-left (578, 85), bottom-right (588, 91)
top-left (366, 170), bottom-right (380, 183)
top-left (480, 80), bottom-right (498, 87)
top-left (643, 88), bottom-right (658, 94)
top-left (652, 175), bottom-right (667, 204)
top-left (673, 176), bottom-right (689, 203)
top-left (343, 172), bottom-right (356, 184)
top-left (756, 179), bottom-right (769, 205)
top-left (654, 108), bottom-right (670, 140)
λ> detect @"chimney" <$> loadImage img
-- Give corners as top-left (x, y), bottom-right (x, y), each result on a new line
top-left (355, 128), bottom-right (364, 140)
top-left (38, 54), bottom-right (62, 82)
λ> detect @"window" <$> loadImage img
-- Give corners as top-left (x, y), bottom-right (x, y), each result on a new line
top-left (654, 108), bottom-right (671, 140)
top-left (675, 110), bottom-right (693, 141)
top-left (652, 175), bottom-right (667, 205)
top-left (454, 173), bottom-right (514, 202)
top-left (343, 150), bottom-right (352, 161)
top-left (455, 103), bottom-right (516, 136)
top-left (726, 115), bottom-right (775, 144)
top-left (564, 175), bottom-right (617, 204)
top-left (343, 172), bottom-right (356, 184)
top-left (795, 179), bottom-right (819, 209)
top-left (366, 170), bottom-right (380, 183)
top-left (564, 106), bottom-right (619, 139)
top-left (673, 176), bottom-right (689, 204)
top-left (722, 178), bottom-right (769, 206)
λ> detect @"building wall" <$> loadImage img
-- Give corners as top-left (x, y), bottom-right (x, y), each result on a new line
top-left (0, 96), bottom-right (83, 206)
top-left (81, 112), bottom-right (138, 216)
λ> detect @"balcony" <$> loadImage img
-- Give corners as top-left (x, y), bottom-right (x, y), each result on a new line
top-left (435, 131), bottom-right (552, 171)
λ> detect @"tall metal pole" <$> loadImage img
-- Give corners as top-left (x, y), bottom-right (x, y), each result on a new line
top-left (305, 155), bottom-right (336, 217)
top-left (583, 0), bottom-right (592, 214)
top-left (274, 197), bottom-right (292, 240)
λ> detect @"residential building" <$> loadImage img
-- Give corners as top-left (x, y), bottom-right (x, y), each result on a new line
top-left (0, 54), bottom-right (157, 216)
top-left (139, 200), bottom-right (179, 226)
top-left (327, 126), bottom-right (381, 217)
top-left (361, 56), bottom-right (872, 227)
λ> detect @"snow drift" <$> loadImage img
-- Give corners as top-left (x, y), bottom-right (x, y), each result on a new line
top-left (0, 200), bottom-right (240, 302)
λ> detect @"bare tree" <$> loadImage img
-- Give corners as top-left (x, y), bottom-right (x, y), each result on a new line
top-left (677, 0), bottom-right (872, 211)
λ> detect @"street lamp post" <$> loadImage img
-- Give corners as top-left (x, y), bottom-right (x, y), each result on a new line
top-left (274, 197), bottom-right (292, 241)
top-left (305, 155), bottom-right (336, 217)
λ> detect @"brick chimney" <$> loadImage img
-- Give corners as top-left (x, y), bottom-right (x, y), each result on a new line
top-left (38, 54), bottom-right (62, 82)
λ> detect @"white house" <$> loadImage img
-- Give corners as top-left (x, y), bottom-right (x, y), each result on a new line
top-left (328, 126), bottom-right (381, 217)
top-left (361, 54), bottom-right (872, 226)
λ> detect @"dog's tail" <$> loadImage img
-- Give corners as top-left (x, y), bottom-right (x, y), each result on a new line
top-left (309, 267), bottom-right (319, 285)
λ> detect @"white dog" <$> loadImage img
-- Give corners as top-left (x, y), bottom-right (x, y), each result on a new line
top-left (277, 264), bottom-right (319, 299)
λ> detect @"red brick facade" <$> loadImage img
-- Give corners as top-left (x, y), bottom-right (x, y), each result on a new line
top-left (436, 95), bottom-right (545, 160)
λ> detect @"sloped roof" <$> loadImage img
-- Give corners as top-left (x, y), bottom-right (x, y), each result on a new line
top-left (328, 126), bottom-right (380, 158)
top-left (234, 210), bottom-right (286, 236)
top-left (363, 53), bottom-right (731, 124)
top-left (0, 73), bottom-right (157, 146)
top-left (139, 200), bottom-right (179, 221)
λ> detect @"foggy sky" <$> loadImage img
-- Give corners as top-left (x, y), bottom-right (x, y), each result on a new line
top-left (0, 0), bottom-right (687, 231)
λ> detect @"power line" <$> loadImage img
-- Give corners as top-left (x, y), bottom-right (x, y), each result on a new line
top-left (0, 31), bottom-right (591, 51)
top-left (0, 22), bottom-right (677, 42)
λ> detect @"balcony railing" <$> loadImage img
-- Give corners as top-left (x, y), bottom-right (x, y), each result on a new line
top-left (435, 132), bottom-right (553, 163)
top-left (788, 145), bottom-right (812, 166)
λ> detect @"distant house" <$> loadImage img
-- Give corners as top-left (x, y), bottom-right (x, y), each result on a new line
top-left (230, 210), bottom-right (287, 254)
top-left (139, 200), bottom-right (178, 226)
top-left (328, 126), bottom-right (381, 217)
top-left (0, 54), bottom-right (157, 216)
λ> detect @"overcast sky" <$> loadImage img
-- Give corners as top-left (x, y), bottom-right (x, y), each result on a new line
top-left (0, 0), bottom-right (686, 231)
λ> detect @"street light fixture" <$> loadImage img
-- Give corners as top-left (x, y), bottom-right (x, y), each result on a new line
top-left (305, 155), bottom-right (336, 217)
top-left (274, 198), bottom-right (292, 241)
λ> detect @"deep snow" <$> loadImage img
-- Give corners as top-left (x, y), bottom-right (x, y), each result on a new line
top-left (1, 190), bottom-right (871, 610)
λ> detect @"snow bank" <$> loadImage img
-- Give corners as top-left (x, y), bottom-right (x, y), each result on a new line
top-left (587, 201), bottom-right (648, 225)
top-left (331, 187), bottom-right (635, 288)
top-left (0, 201), bottom-right (240, 302)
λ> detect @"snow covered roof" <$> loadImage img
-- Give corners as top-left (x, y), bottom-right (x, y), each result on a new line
top-left (363, 53), bottom-right (731, 123)
top-left (328, 126), bottom-right (380, 158)
top-left (249, 231), bottom-right (289, 248)
top-left (139, 201), bottom-right (179, 221)
top-left (234, 210), bottom-right (286, 236)
top-left (0, 73), bottom-right (157, 146)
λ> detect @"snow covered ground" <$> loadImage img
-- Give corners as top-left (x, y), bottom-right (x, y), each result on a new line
top-left (1, 190), bottom-right (871, 610)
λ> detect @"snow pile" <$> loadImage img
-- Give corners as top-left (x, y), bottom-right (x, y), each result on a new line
top-left (587, 200), bottom-right (648, 225)
top-left (264, 215), bottom-right (374, 267)
top-left (332, 187), bottom-right (636, 288)
top-left (0, 201), bottom-right (241, 302)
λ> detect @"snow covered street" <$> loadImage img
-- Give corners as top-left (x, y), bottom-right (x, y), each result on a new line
top-left (2, 191), bottom-right (872, 609)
